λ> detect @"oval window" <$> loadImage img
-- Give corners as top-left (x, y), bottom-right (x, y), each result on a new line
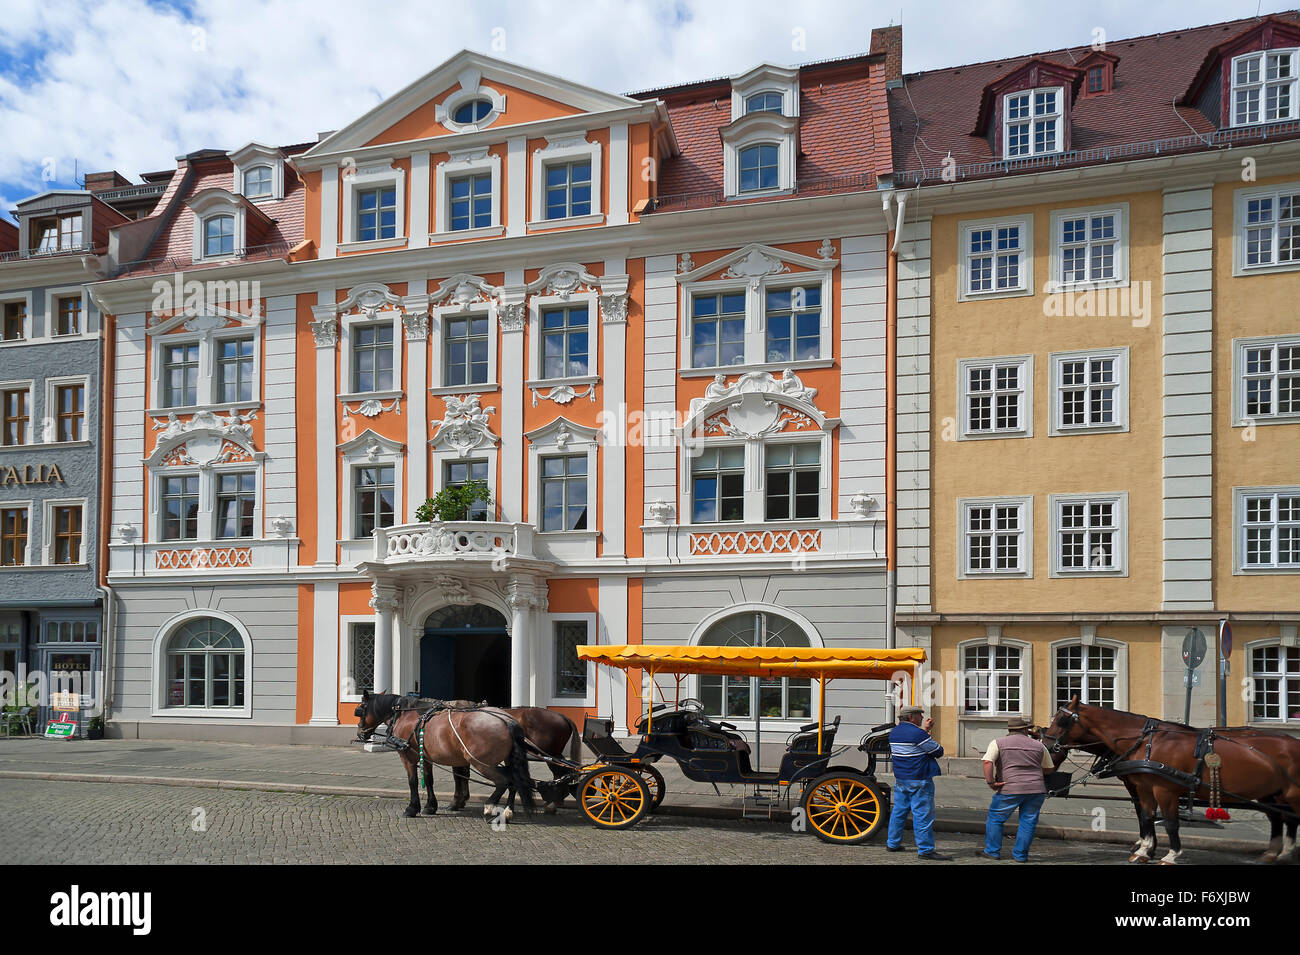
top-left (453, 99), bottom-right (493, 125)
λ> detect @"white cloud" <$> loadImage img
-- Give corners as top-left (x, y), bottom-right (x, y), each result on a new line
top-left (0, 0), bottom-right (1291, 217)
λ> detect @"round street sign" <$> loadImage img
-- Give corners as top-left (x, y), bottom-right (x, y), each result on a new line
top-left (1181, 628), bottom-right (1206, 669)
top-left (1219, 620), bottom-right (1233, 659)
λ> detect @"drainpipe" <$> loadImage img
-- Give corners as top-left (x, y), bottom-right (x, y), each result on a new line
top-left (884, 192), bottom-right (899, 724)
top-left (97, 306), bottom-right (116, 727)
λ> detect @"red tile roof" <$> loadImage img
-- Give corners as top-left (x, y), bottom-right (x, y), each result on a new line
top-left (889, 12), bottom-right (1300, 179)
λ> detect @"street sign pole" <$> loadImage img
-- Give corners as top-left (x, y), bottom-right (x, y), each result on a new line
top-left (1216, 619), bottom-right (1232, 728)
top-left (1180, 627), bottom-right (1206, 726)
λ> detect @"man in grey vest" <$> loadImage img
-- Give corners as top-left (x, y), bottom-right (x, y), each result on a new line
top-left (977, 716), bottom-right (1054, 861)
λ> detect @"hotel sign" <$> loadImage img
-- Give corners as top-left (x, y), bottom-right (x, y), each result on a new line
top-left (0, 463), bottom-right (65, 486)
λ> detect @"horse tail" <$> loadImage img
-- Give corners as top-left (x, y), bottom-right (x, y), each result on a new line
top-left (508, 719), bottom-right (537, 813)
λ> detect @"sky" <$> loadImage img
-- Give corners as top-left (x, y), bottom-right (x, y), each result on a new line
top-left (0, 0), bottom-right (1295, 220)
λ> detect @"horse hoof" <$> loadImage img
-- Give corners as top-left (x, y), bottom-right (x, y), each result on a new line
top-left (1128, 854), bottom-right (1148, 864)
top-left (482, 805), bottom-right (494, 818)
top-left (544, 803), bottom-right (557, 815)
top-left (1259, 851), bottom-right (1280, 864)
top-left (422, 806), bottom-right (437, 816)
top-left (403, 807), bottom-right (419, 818)
top-left (1158, 860), bottom-right (1176, 866)
top-left (503, 808), bottom-right (514, 822)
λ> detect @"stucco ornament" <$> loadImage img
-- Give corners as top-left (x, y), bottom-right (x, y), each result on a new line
top-left (691, 370), bottom-right (821, 439)
top-left (722, 248), bottom-right (790, 289)
top-left (431, 395), bottom-right (498, 454)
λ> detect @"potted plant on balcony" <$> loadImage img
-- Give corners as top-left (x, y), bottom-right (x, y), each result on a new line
top-left (416, 480), bottom-right (493, 523)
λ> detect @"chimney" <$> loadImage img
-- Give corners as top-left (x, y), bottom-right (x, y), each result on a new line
top-left (83, 170), bottom-right (132, 193)
top-left (870, 25), bottom-right (903, 84)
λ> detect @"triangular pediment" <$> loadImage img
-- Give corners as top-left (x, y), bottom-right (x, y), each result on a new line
top-left (676, 243), bottom-right (839, 285)
top-left (302, 50), bottom-right (643, 157)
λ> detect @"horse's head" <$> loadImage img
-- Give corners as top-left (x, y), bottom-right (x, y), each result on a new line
top-left (353, 689), bottom-right (393, 742)
top-left (1039, 694), bottom-right (1094, 756)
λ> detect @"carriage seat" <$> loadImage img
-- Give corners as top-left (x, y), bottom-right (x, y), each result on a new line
top-left (787, 715), bottom-right (840, 753)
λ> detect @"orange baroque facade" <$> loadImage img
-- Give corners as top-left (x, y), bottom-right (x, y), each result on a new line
top-left (92, 43), bottom-right (900, 740)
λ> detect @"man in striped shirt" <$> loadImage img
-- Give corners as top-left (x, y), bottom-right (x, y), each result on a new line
top-left (885, 705), bottom-right (950, 860)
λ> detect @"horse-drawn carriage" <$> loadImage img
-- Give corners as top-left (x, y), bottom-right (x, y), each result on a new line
top-left (531, 644), bottom-right (925, 843)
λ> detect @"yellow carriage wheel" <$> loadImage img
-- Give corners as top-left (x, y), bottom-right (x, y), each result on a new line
top-left (637, 764), bottom-right (666, 811)
top-left (578, 766), bottom-right (651, 830)
top-left (801, 773), bottom-right (885, 845)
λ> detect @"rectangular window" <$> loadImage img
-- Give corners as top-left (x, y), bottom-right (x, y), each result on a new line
top-left (963, 644), bottom-right (1023, 714)
top-left (356, 186), bottom-right (397, 241)
top-left (692, 446), bottom-right (745, 523)
top-left (1250, 645), bottom-right (1300, 722)
top-left (353, 466), bottom-right (395, 539)
top-left (965, 360), bottom-right (1026, 435)
top-left (1232, 50), bottom-right (1298, 126)
top-left (540, 305), bottom-right (589, 380)
top-left (444, 459), bottom-right (489, 521)
top-left (1004, 87), bottom-right (1060, 158)
top-left (764, 443), bottom-right (819, 521)
top-left (1055, 644), bottom-right (1117, 709)
top-left (352, 323), bottom-right (394, 393)
top-left (1242, 492), bottom-right (1300, 569)
top-left (545, 161), bottom-right (592, 220)
top-left (553, 620), bottom-right (588, 699)
top-left (54, 384), bottom-right (85, 442)
top-left (2, 302), bottom-right (25, 341)
top-left (52, 505), bottom-right (82, 564)
top-left (162, 342), bottom-right (200, 408)
top-left (55, 297), bottom-right (81, 336)
top-left (2, 389), bottom-right (29, 446)
top-left (215, 472), bottom-right (256, 539)
top-left (1057, 498), bottom-right (1119, 572)
top-left (1057, 354), bottom-right (1117, 429)
top-left (1087, 66), bottom-right (1104, 94)
top-left (764, 285), bottom-right (821, 362)
top-left (1243, 191), bottom-right (1300, 268)
top-left (216, 336), bottom-right (255, 404)
top-left (965, 501), bottom-right (1026, 574)
top-left (691, 292), bottom-right (746, 368)
top-left (31, 214), bottom-right (83, 253)
top-left (161, 476), bottom-right (200, 541)
top-left (1, 508), bottom-right (28, 565)
top-left (966, 223), bottom-right (1026, 294)
top-left (444, 315), bottom-right (490, 387)
top-left (350, 623), bottom-right (375, 696)
top-left (539, 455), bottom-right (587, 532)
top-left (44, 620), bottom-right (97, 643)
top-left (1058, 212), bottom-right (1117, 284)
top-left (1242, 340), bottom-right (1300, 418)
top-left (450, 173), bottom-right (493, 231)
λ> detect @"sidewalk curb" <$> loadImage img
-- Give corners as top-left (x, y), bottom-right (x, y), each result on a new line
top-left (0, 769), bottom-right (1264, 855)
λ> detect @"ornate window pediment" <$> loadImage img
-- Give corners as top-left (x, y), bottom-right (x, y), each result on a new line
top-left (429, 273), bottom-right (499, 311)
top-left (430, 394), bottom-right (499, 456)
top-left (676, 242), bottom-right (837, 287)
top-left (683, 369), bottom-right (833, 440)
top-left (339, 428), bottom-right (406, 461)
top-left (145, 409), bottom-right (262, 469)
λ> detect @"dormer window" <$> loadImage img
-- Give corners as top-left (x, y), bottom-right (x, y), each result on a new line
top-left (203, 215), bottom-right (235, 257)
top-left (1231, 49), bottom-right (1299, 126)
top-left (229, 143), bottom-right (285, 201)
top-left (30, 214), bottom-right (83, 253)
top-left (739, 144), bottom-right (780, 193)
top-left (243, 165), bottom-right (273, 199)
top-left (1004, 87), bottom-right (1062, 158)
top-left (453, 99), bottom-right (493, 124)
top-left (1087, 67), bottom-right (1104, 94)
top-left (745, 92), bottom-right (784, 114)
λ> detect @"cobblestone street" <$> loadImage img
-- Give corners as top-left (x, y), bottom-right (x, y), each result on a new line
top-left (0, 777), bottom-right (1256, 865)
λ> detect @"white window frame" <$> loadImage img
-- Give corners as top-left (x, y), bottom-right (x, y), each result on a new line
top-left (1235, 486), bottom-right (1300, 574)
top-left (1233, 335), bottom-right (1300, 425)
top-left (683, 431), bottom-right (833, 528)
top-left (430, 446), bottom-right (499, 522)
top-left (230, 143), bottom-right (285, 201)
top-left (1234, 182), bottom-right (1300, 275)
top-left (0, 378), bottom-right (35, 448)
top-left (339, 615), bottom-right (377, 703)
top-left (1048, 203), bottom-right (1128, 291)
top-left (1230, 48), bottom-right (1300, 128)
top-left (241, 164), bottom-right (274, 200)
top-left (526, 291), bottom-right (599, 386)
top-left (151, 608), bottom-right (254, 719)
top-left (42, 374), bottom-right (90, 445)
top-left (189, 193), bottom-right (246, 263)
top-left (150, 464), bottom-right (264, 544)
top-left (339, 309), bottom-right (403, 400)
top-left (957, 496), bottom-right (1033, 579)
top-left (434, 148), bottom-right (503, 239)
top-left (528, 136), bottom-right (603, 229)
top-left (544, 612), bottom-right (597, 706)
top-left (957, 355), bottom-right (1033, 439)
top-left (0, 291), bottom-right (34, 346)
top-left (1050, 634), bottom-right (1128, 710)
top-left (526, 418), bottom-right (599, 559)
top-left (149, 324), bottom-right (262, 412)
top-left (1049, 492), bottom-right (1128, 577)
top-left (430, 303), bottom-right (498, 394)
top-left (47, 287), bottom-right (92, 340)
top-left (1049, 347), bottom-right (1129, 435)
top-left (41, 497), bottom-right (88, 566)
top-left (957, 636), bottom-right (1032, 716)
top-left (0, 499), bottom-right (35, 567)
top-left (339, 431), bottom-right (405, 545)
top-left (1245, 635), bottom-right (1300, 725)
top-left (958, 215), bottom-right (1033, 300)
top-left (340, 162), bottom-right (407, 251)
top-left (437, 82), bottom-right (506, 133)
top-left (722, 122), bottom-right (796, 198)
top-left (1002, 86), bottom-right (1064, 159)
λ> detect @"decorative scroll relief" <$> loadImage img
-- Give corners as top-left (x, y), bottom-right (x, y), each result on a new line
top-left (499, 302), bottom-right (526, 332)
top-left (156, 547), bottom-right (253, 570)
top-left (704, 407), bottom-right (812, 439)
top-left (527, 262), bottom-right (599, 300)
top-left (531, 382), bottom-right (595, 407)
top-left (430, 395), bottom-right (498, 454)
top-left (430, 273), bottom-right (499, 312)
top-left (723, 248), bottom-right (791, 289)
top-left (145, 303), bottom-right (263, 339)
top-left (688, 529), bottom-right (822, 557)
top-left (647, 500), bottom-right (675, 525)
top-left (687, 369), bottom-right (823, 439)
top-left (149, 409), bottom-right (259, 466)
top-left (342, 396), bottom-right (401, 420)
top-left (309, 317), bottom-right (339, 347)
top-left (386, 525), bottom-right (514, 560)
top-left (598, 292), bottom-right (628, 325)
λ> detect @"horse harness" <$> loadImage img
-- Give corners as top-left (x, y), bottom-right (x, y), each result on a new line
top-left (1103, 719), bottom-right (1224, 804)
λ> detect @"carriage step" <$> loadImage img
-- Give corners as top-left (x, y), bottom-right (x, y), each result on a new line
top-left (742, 788), bottom-right (782, 819)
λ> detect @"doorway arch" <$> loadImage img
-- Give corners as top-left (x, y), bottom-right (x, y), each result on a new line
top-left (418, 603), bottom-right (510, 705)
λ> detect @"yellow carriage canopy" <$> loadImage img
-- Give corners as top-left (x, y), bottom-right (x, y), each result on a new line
top-left (576, 644), bottom-right (926, 681)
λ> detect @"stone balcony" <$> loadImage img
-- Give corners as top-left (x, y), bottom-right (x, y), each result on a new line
top-left (108, 537), bottom-right (301, 579)
top-left (372, 520), bottom-right (535, 565)
top-left (641, 518), bottom-right (886, 567)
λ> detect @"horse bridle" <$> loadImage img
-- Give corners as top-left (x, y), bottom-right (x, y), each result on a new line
top-left (1040, 706), bottom-right (1082, 755)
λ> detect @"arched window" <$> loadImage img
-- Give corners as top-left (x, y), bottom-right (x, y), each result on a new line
top-left (738, 144), bottom-right (780, 193)
top-left (698, 611), bottom-right (811, 720)
top-left (962, 643), bottom-right (1023, 715)
top-left (745, 92), bottom-right (783, 114)
top-left (454, 99), bottom-right (493, 125)
top-left (244, 165), bottom-right (273, 198)
top-left (165, 617), bottom-right (245, 708)
top-left (1054, 642), bottom-right (1117, 709)
top-left (204, 215), bottom-right (235, 257)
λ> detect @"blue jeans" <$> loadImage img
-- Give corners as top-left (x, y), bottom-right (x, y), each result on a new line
top-left (984, 791), bottom-right (1047, 861)
top-left (887, 779), bottom-right (937, 855)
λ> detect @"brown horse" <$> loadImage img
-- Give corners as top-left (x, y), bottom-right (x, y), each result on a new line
top-left (354, 691), bottom-right (535, 822)
top-left (1043, 697), bottom-right (1300, 864)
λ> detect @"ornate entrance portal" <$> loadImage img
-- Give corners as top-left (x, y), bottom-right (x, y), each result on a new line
top-left (418, 604), bottom-right (510, 705)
